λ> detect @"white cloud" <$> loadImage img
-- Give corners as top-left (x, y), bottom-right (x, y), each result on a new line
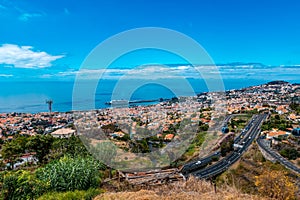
top-left (0, 44), bottom-right (64, 69)
top-left (177, 65), bottom-right (190, 70)
top-left (0, 74), bottom-right (13, 77)
top-left (58, 69), bottom-right (106, 76)
top-left (40, 64), bottom-right (300, 81)
top-left (52, 66), bottom-right (201, 80)
top-left (13, 5), bottom-right (45, 21)
top-left (43, 65), bottom-right (215, 80)
top-left (18, 12), bottom-right (43, 21)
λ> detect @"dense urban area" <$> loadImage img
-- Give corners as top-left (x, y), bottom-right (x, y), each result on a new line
top-left (0, 81), bottom-right (299, 200)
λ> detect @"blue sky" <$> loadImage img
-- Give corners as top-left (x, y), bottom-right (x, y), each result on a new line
top-left (0, 0), bottom-right (300, 81)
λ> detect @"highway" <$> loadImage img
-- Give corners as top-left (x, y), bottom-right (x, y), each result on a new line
top-left (182, 114), bottom-right (267, 178)
top-left (181, 114), bottom-right (260, 175)
top-left (257, 137), bottom-right (300, 174)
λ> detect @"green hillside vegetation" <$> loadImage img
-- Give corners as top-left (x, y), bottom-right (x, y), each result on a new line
top-left (0, 135), bottom-right (106, 200)
top-left (290, 103), bottom-right (300, 114)
top-left (0, 115), bottom-right (299, 200)
top-left (261, 114), bottom-right (293, 131)
top-left (217, 143), bottom-right (299, 200)
top-left (38, 188), bottom-right (102, 200)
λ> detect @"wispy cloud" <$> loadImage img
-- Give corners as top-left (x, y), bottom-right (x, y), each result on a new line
top-left (64, 8), bottom-right (70, 15)
top-left (43, 65), bottom-right (217, 80)
top-left (0, 44), bottom-right (64, 69)
top-left (18, 12), bottom-right (43, 21)
top-left (53, 69), bottom-right (127, 79)
top-left (0, 4), bottom-right (7, 9)
top-left (43, 64), bottom-right (300, 81)
top-left (0, 2), bottom-right (44, 22)
top-left (0, 74), bottom-right (13, 77)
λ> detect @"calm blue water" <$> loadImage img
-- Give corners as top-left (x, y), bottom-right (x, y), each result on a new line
top-left (0, 78), bottom-right (295, 113)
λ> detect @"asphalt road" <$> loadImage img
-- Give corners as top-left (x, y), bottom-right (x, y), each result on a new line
top-left (257, 137), bottom-right (300, 174)
top-left (181, 114), bottom-right (259, 175)
top-left (182, 114), bottom-right (267, 178)
top-left (181, 114), bottom-right (256, 174)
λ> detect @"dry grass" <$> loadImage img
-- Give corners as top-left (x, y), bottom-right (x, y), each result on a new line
top-left (95, 177), bottom-right (270, 200)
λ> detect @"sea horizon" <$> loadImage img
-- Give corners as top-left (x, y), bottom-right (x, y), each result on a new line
top-left (0, 78), bottom-right (299, 114)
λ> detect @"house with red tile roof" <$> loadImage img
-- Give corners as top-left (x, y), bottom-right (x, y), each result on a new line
top-left (164, 134), bottom-right (174, 141)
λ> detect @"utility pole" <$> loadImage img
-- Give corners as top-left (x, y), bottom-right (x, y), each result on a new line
top-left (210, 177), bottom-right (217, 193)
top-left (46, 100), bottom-right (53, 125)
top-left (46, 100), bottom-right (53, 113)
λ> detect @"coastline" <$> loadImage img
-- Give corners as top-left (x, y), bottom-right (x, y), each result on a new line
top-left (0, 80), bottom-right (298, 114)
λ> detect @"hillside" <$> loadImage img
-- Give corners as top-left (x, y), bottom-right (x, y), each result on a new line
top-left (95, 176), bottom-right (269, 200)
top-left (95, 143), bottom-right (299, 200)
top-left (217, 143), bottom-right (300, 199)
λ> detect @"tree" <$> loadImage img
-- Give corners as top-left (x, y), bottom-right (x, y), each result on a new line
top-left (130, 139), bottom-right (150, 153)
top-left (220, 137), bottom-right (234, 157)
top-left (26, 135), bottom-right (54, 164)
top-left (49, 135), bottom-right (90, 162)
top-left (1, 144), bottom-right (20, 169)
top-left (66, 135), bottom-right (89, 156)
top-left (279, 148), bottom-right (299, 160)
top-left (255, 170), bottom-right (297, 200)
top-left (290, 103), bottom-right (300, 114)
top-left (199, 124), bottom-right (209, 132)
top-left (1, 136), bottom-right (28, 169)
top-left (51, 135), bottom-right (89, 159)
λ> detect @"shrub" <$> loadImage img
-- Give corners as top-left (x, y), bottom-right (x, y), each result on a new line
top-left (38, 188), bottom-right (102, 200)
top-left (36, 156), bottom-right (102, 192)
top-left (255, 170), bottom-right (297, 199)
top-left (279, 148), bottom-right (300, 160)
top-left (211, 155), bottom-right (220, 162)
top-left (1, 170), bottom-right (48, 200)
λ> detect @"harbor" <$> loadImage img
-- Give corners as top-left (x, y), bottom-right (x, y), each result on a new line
top-left (105, 98), bottom-right (171, 106)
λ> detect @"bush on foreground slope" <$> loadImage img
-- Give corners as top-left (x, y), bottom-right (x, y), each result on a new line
top-left (36, 156), bottom-right (102, 192)
top-left (38, 188), bottom-right (102, 200)
top-left (0, 156), bottom-right (103, 200)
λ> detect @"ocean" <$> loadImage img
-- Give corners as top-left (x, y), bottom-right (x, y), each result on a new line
top-left (0, 78), bottom-right (296, 113)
